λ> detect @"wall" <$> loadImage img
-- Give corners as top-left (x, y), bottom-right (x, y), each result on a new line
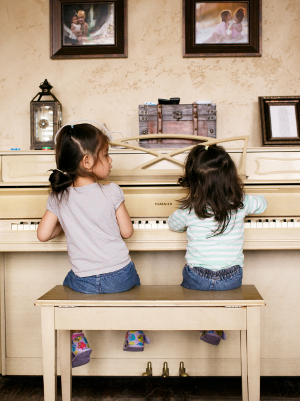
top-left (1, 0), bottom-right (300, 150)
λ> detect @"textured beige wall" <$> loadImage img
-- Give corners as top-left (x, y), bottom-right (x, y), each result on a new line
top-left (1, 0), bottom-right (300, 150)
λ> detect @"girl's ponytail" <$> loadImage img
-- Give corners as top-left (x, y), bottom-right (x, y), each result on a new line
top-left (48, 169), bottom-right (73, 195)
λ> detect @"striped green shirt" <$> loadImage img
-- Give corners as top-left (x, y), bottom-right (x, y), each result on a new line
top-left (168, 194), bottom-right (267, 270)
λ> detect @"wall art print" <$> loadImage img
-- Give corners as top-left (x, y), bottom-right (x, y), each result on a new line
top-left (183, 0), bottom-right (261, 57)
top-left (50, 0), bottom-right (127, 59)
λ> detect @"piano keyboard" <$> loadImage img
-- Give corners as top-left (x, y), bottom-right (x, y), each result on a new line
top-left (4, 218), bottom-right (300, 231)
top-left (11, 221), bottom-right (39, 231)
top-left (245, 218), bottom-right (300, 228)
top-left (0, 217), bottom-right (299, 252)
top-left (133, 218), bottom-right (300, 229)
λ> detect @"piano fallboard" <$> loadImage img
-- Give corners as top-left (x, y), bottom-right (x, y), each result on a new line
top-left (0, 184), bottom-right (299, 218)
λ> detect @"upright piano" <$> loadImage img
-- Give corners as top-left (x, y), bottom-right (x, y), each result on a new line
top-left (0, 138), bottom-right (300, 376)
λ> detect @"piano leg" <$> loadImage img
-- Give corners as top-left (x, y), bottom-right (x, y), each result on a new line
top-left (41, 307), bottom-right (57, 401)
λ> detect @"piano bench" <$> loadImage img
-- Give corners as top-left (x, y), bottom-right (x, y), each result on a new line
top-left (35, 284), bottom-right (265, 401)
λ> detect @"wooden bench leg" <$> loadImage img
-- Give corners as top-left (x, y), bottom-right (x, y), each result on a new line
top-left (59, 330), bottom-right (72, 401)
top-left (41, 307), bottom-right (57, 401)
top-left (247, 307), bottom-right (261, 401)
top-left (240, 330), bottom-right (248, 401)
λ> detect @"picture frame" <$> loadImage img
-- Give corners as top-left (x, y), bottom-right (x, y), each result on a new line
top-left (50, 0), bottom-right (127, 59)
top-left (183, 0), bottom-right (261, 57)
top-left (259, 97), bottom-right (300, 146)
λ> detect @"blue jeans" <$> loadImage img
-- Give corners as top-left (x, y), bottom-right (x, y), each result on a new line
top-left (181, 264), bottom-right (243, 291)
top-left (63, 261), bottom-right (140, 294)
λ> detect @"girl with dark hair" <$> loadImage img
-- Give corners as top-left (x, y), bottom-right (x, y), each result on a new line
top-left (229, 7), bottom-right (246, 40)
top-left (37, 123), bottom-right (148, 367)
top-left (203, 10), bottom-right (232, 43)
top-left (168, 144), bottom-right (267, 345)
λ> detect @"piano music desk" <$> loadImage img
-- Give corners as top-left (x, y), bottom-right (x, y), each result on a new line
top-left (35, 284), bottom-right (265, 401)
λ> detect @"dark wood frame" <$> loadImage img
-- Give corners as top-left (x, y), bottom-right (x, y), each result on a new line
top-left (259, 96), bottom-right (300, 146)
top-left (183, 0), bottom-right (261, 57)
top-left (50, 0), bottom-right (127, 59)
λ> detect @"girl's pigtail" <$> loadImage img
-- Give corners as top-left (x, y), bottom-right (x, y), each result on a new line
top-left (49, 169), bottom-right (73, 195)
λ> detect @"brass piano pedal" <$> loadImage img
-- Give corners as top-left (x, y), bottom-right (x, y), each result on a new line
top-left (142, 361), bottom-right (152, 377)
top-left (179, 361), bottom-right (189, 377)
top-left (162, 361), bottom-right (169, 378)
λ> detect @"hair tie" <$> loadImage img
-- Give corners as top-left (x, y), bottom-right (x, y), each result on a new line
top-left (56, 168), bottom-right (67, 175)
top-left (205, 145), bottom-right (209, 150)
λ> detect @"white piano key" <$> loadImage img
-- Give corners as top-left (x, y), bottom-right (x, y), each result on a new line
top-left (145, 221), bottom-right (152, 229)
top-left (11, 224), bottom-right (18, 231)
top-left (23, 223), bottom-right (30, 231)
top-left (149, 221), bottom-right (158, 229)
top-left (29, 223), bottom-right (36, 231)
top-left (138, 221), bottom-right (146, 229)
top-left (17, 223), bottom-right (24, 231)
top-left (294, 220), bottom-right (300, 228)
top-left (256, 220), bottom-right (263, 229)
top-left (244, 220), bottom-right (251, 229)
top-left (133, 221), bottom-right (139, 229)
top-left (269, 220), bottom-right (276, 228)
top-left (275, 220), bottom-right (282, 228)
top-left (281, 219), bottom-right (288, 228)
top-left (288, 219), bottom-right (295, 228)
top-left (262, 219), bottom-right (269, 228)
top-left (158, 221), bottom-right (165, 229)
top-left (250, 220), bottom-right (257, 229)
top-left (163, 221), bottom-right (169, 229)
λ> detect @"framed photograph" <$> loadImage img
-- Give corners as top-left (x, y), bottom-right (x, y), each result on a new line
top-left (50, 0), bottom-right (127, 59)
top-left (259, 97), bottom-right (300, 146)
top-left (183, 0), bottom-right (261, 57)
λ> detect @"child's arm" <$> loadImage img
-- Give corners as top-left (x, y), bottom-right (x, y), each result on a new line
top-left (244, 194), bottom-right (268, 215)
top-left (37, 210), bottom-right (62, 242)
top-left (116, 202), bottom-right (134, 239)
top-left (168, 209), bottom-right (187, 232)
top-left (82, 22), bottom-right (88, 36)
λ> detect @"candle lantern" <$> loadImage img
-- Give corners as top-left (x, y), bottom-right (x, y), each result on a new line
top-left (30, 79), bottom-right (62, 149)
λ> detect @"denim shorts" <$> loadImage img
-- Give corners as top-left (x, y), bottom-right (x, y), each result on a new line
top-left (63, 261), bottom-right (140, 294)
top-left (181, 264), bottom-right (243, 291)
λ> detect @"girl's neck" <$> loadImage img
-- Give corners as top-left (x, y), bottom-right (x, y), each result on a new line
top-left (73, 175), bottom-right (97, 187)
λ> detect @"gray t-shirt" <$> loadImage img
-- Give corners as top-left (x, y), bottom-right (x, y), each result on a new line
top-left (47, 182), bottom-right (131, 277)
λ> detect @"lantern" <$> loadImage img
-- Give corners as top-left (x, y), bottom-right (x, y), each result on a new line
top-left (30, 79), bottom-right (62, 149)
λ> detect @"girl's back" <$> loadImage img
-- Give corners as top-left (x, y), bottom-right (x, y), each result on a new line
top-left (47, 182), bottom-right (130, 277)
top-left (169, 193), bottom-right (266, 270)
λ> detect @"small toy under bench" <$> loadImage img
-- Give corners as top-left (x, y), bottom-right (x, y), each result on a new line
top-left (35, 285), bottom-right (265, 401)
